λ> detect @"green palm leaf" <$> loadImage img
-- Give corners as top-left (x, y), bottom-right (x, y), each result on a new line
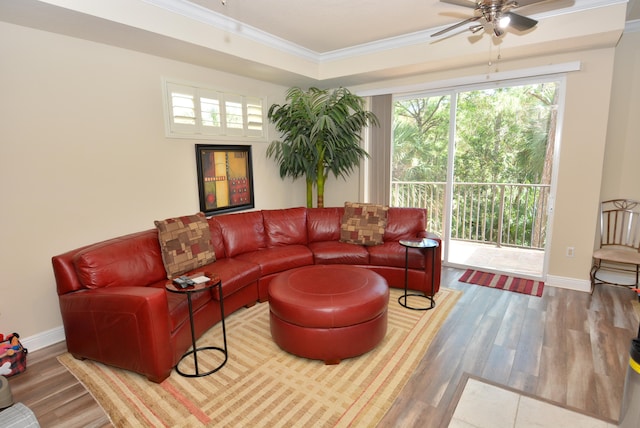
top-left (267, 87), bottom-right (379, 207)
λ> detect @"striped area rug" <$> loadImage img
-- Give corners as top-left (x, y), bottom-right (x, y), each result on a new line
top-left (459, 269), bottom-right (545, 297)
top-left (58, 287), bottom-right (461, 428)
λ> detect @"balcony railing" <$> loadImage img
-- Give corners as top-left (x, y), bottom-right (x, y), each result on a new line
top-left (391, 181), bottom-right (551, 250)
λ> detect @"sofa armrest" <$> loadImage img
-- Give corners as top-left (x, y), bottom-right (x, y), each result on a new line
top-left (59, 286), bottom-right (174, 382)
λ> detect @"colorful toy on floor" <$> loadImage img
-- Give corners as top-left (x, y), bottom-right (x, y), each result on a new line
top-left (0, 333), bottom-right (21, 359)
top-left (0, 333), bottom-right (27, 377)
top-left (0, 363), bottom-right (11, 376)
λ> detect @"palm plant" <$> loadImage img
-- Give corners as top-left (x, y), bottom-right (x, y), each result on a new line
top-left (267, 87), bottom-right (379, 207)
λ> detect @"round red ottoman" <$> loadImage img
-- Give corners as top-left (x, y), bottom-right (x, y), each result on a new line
top-left (268, 265), bottom-right (389, 364)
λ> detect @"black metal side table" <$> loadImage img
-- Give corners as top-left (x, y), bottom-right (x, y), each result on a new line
top-left (398, 238), bottom-right (439, 311)
top-left (166, 273), bottom-right (227, 377)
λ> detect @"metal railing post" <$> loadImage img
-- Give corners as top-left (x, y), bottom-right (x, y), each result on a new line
top-left (497, 185), bottom-right (505, 248)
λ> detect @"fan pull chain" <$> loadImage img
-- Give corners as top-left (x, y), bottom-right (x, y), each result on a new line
top-left (495, 43), bottom-right (502, 73)
top-left (487, 37), bottom-right (502, 78)
top-left (486, 38), bottom-right (494, 79)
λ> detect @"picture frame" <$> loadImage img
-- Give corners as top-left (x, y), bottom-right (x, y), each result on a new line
top-left (195, 144), bottom-right (255, 216)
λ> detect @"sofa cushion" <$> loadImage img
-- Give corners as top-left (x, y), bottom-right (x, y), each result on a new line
top-left (383, 207), bottom-right (427, 241)
top-left (206, 217), bottom-right (227, 260)
top-left (367, 241), bottom-right (426, 269)
top-left (215, 211), bottom-right (266, 257)
top-left (308, 241), bottom-right (369, 265)
top-left (307, 207), bottom-right (343, 243)
top-left (154, 212), bottom-right (216, 279)
top-left (235, 245), bottom-right (313, 276)
top-left (202, 258), bottom-right (261, 300)
top-left (263, 207), bottom-right (308, 247)
top-left (340, 202), bottom-right (389, 246)
top-left (73, 230), bottom-right (167, 289)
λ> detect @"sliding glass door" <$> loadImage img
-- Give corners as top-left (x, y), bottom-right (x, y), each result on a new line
top-left (391, 78), bottom-right (562, 278)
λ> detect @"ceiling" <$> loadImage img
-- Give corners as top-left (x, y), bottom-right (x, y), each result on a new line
top-left (1, 0), bottom-right (638, 87)
top-left (189, 0), bottom-right (639, 53)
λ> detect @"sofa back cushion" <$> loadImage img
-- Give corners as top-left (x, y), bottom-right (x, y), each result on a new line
top-left (263, 207), bottom-right (308, 247)
top-left (206, 217), bottom-right (227, 259)
top-left (73, 230), bottom-right (167, 289)
top-left (307, 207), bottom-right (343, 243)
top-left (384, 207), bottom-right (427, 241)
top-left (215, 211), bottom-right (266, 257)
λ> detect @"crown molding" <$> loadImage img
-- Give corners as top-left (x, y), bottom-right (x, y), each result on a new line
top-left (141, 0), bottom-right (318, 61)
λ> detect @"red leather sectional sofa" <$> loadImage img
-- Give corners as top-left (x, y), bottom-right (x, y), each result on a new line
top-left (52, 206), bottom-right (441, 382)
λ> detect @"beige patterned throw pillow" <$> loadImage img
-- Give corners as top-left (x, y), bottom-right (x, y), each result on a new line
top-left (340, 202), bottom-right (389, 246)
top-left (154, 212), bottom-right (216, 279)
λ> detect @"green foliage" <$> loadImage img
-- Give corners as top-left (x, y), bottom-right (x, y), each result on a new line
top-left (393, 96), bottom-right (450, 182)
top-left (393, 83), bottom-right (557, 185)
top-left (267, 87), bottom-right (379, 207)
top-left (392, 82), bottom-right (558, 248)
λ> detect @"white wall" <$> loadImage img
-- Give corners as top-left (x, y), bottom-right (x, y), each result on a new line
top-left (0, 21), bottom-right (360, 345)
top-left (601, 30), bottom-right (640, 201)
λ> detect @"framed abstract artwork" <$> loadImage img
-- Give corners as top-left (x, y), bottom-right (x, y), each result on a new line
top-left (195, 144), bottom-right (255, 215)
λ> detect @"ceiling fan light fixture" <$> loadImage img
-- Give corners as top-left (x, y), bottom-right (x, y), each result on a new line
top-left (435, 0), bottom-right (545, 39)
top-left (498, 15), bottom-right (511, 28)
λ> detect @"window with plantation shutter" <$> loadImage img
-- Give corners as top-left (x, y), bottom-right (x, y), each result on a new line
top-left (163, 79), bottom-right (265, 140)
top-left (224, 94), bottom-right (244, 135)
top-left (246, 97), bottom-right (264, 137)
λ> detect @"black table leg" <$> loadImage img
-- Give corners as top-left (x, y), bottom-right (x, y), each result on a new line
top-left (398, 240), bottom-right (437, 311)
top-left (176, 282), bottom-right (228, 377)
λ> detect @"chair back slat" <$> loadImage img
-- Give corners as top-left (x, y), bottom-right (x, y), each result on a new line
top-left (600, 199), bottom-right (640, 251)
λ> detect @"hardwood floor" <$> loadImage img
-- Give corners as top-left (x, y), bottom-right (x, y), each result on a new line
top-left (7, 267), bottom-right (638, 427)
top-left (5, 341), bottom-right (110, 428)
top-left (379, 267), bottom-right (638, 427)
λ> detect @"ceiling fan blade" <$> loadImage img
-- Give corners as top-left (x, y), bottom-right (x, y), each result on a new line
top-left (511, 0), bottom-right (549, 7)
top-left (440, 0), bottom-right (477, 9)
top-left (431, 16), bottom-right (481, 37)
top-left (505, 12), bottom-right (538, 31)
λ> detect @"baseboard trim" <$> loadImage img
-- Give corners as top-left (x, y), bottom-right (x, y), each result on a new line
top-left (20, 326), bottom-right (65, 352)
top-left (546, 274), bottom-right (591, 293)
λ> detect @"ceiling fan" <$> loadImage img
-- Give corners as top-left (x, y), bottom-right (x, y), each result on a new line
top-left (432, 0), bottom-right (549, 38)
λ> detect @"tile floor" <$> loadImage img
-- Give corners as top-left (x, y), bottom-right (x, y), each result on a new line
top-left (447, 240), bottom-right (544, 278)
top-left (448, 378), bottom-right (616, 428)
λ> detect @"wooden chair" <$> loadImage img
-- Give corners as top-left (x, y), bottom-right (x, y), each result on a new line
top-left (591, 199), bottom-right (640, 292)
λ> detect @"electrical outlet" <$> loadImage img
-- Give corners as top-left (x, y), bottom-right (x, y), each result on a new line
top-left (566, 247), bottom-right (575, 257)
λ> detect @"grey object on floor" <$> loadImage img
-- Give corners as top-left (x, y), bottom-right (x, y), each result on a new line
top-left (0, 375), bottom-right (13, 409)
top-left (0, 402), bottom-right (40, 427)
